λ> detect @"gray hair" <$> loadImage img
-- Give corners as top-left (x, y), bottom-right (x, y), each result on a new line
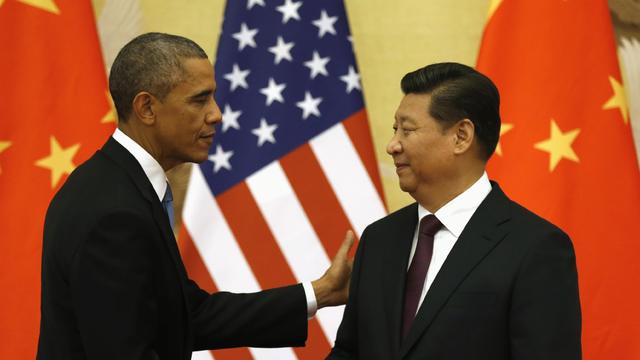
top-left (109, 32), bottom-right (208, 121)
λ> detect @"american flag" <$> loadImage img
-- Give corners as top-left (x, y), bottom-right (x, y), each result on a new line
top-left (179, 0), bottom-right (387, 359)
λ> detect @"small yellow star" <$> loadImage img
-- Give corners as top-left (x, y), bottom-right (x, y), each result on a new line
top-left (534, 119), bottom-right (580, 172)
top-left (35, 136), bottom-right (80, 188)
top-left (495, 123), bottom-right (513, 156)
top-left (17, 0), bottom-right (59, 14)
top-left (487, 0), bottom-right (504, 20)
top-left (0, 140), bottom-right (12, 175)
top-left (602, 76), bottom-right (628, 124)
top-left (101, 91), bottom-right (117, 124)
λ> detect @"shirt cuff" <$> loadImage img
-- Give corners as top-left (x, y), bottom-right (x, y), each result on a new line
top-left (302, 281), bottom-right (318, 319)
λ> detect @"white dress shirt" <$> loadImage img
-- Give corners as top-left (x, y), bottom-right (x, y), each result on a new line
top-left (407, 172), bottom-right (492, 313)
top-left (111, 129), bottom-right (318, 317)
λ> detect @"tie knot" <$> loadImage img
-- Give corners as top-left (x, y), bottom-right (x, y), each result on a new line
top-left (419, 214), bottom-right (442, 237)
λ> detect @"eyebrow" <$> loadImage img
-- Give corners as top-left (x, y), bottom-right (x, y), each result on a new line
top-left (395, 115), bottom-right (416, 124)
top-left (189, 88), bottom-right (215, 100)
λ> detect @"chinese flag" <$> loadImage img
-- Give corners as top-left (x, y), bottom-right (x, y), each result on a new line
top-left (477, 1), bottom-right (640, 359)
top-left (0, 0), bottom-right (114, 357)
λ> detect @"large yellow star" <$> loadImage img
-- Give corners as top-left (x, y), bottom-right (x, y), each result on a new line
top-left (35, 136), bottom-right (80, 188)
top-left (602, 76), bottom-right (628, 124)
top-left (534, 119), bottom-right (580, 172)
top-left (16, 0), bottom-right (59, 14)
top-left (495, 123), bottom-right (513, 156)
top-left (0, 141), bottom-right (12, 175)
top-left (101, 91), bottom-right (117, 124)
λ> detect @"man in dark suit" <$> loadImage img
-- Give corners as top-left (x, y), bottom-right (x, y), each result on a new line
top-left (328, 62), bottom-right (581, 359)
top-left (37, 33), bottom-right (354, 360)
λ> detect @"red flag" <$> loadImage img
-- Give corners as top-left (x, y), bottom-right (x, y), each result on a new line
top-left (477, 1), bottom-right (640, 358)
top-left (0, 0), bottom-right (114, 357)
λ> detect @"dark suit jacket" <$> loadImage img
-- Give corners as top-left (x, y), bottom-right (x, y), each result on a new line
top-left (37, 137), bottom-right (307, 360)
top-left (328, 183), bottom-right (581, 360)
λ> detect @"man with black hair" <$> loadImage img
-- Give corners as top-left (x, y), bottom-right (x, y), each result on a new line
top-left (328, 62), bottom-right (581, 360)
top-left (37, 33), bottom-right (354, 360)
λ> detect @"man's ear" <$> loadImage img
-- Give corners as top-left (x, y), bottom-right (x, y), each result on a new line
top-left (453, 118), bottom-right (475, 155)
top-left (132, 92), bottom-right (156, 126)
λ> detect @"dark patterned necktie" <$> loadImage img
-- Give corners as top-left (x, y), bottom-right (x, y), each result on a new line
top-left (402, 214), bottom-right (443, 339)
top-left (162, 182), bottom-right (175, 231)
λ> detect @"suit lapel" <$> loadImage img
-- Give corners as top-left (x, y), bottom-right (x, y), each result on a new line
top-left (100, 137), bottom-right (188, 280)
top-left (381, 203), bottom-right (419, 354)
top-left (399, 183), bottom-right (512, 359)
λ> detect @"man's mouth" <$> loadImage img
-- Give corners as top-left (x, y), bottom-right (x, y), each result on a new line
top-left (199, 132), bottom-right (215, 144)
top-left (200, 131), bottom-right (215, 139)
top-left (394, 162), bottom-right (409, 171)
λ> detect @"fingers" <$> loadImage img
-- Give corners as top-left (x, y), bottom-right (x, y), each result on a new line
top-left (334, 230), bottom-right (355, 262)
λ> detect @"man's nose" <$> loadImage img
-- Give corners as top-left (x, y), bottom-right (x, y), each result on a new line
top-left (207, 99), bottom-right (222, 125)
top-left (387, 135), bottom-right (401, 155)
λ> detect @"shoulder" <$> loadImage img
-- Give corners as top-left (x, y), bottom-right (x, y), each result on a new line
top-left (506, 197), bottom-right (568, 239)
top-left (489, 190), bottom-right (574, 260)
top-left (365, 202), bottom-right (417, 231)
top-left (47, 149), bottom-right (149, 226)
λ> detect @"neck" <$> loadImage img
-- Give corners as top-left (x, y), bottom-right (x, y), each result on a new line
top-left (412, 166), bottom-right (485, 213)
top-left (118, 122), bottom-right (176, 171)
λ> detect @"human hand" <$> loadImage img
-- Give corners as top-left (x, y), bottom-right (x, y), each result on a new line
top-left (312, 231), bottom-right (355, 309)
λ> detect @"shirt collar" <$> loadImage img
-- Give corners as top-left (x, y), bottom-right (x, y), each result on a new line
top-left (112, 128), bottom-right (167, 202)
top-left (418, 172), bottom-right (492, 238)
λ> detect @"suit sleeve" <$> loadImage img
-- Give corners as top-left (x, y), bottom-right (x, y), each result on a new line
top-left (326, 227), bottom-right (368, 359)
top-left (509, 229), bottom-right (582, 360)
top-left (187, 280), bottom-right (308, 350)
top-left (69, 210), bottom-right (159, 360)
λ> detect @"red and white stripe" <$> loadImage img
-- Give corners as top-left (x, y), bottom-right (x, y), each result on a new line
top-left (181, 110), bottom-right (386, 359)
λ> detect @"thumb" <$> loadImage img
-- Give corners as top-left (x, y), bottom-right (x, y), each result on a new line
top-left (334, 230), bottom-right (355, 264)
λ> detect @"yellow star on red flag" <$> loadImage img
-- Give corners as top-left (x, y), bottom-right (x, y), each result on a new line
top-left (487, 0), bottom-right (503, 19)
top-left (495, 123), bottom-right (513, 156)
top-left (0, 140), bottom-right (11, 174)
top-left (16, 0), bottom-right (59, 14)
top-left (534, 119), bottom-right (580, 172)
top-left (602, 76), bottom-right (628, 124)
top-left (35, 136), bottom-right (80, 188)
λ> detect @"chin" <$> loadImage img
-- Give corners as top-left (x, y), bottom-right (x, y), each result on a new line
top-left (191, 155), bottom-right (208, 164)
top-left (398, 180), bottom-right (416, 194)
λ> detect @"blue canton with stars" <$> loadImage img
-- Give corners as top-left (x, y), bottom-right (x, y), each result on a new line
top-left (201, 0), bottom-right (364, 196)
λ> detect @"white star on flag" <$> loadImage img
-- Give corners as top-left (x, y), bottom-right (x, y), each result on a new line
top-left (246, 0), bottom-right (265, 10)
top-left (222, 104), bottom-right (242, 132)
top-left (232, 22), bottom-right (258, 51)
top-left (223, 64), bottom-right (251, 91)
top-left (276, 0), bottom-right (302, 24)
top-left (208, 145), bottom-right (234, 173)
top-left (304, 51), bottom-right (330, 79)
top-left (268, 36), bottom-right (295, 64)
top-left (340, 66), bottom-right (361, 93)
top-left (251, 118), bottom-right (279, 146)
top-left (312, 10), bottom-right (338, 38)
top-left (259, 78), bottom-right (286, 105)
top-left (296, 91), bottom-right (323, 119)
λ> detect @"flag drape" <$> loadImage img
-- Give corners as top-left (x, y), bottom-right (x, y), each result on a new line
top-left (0, 1), bottom-right (114, 357)
top-left (477, 1), bottom-right (640, 359)
top-left (179, 1), bottom-right (386, 359)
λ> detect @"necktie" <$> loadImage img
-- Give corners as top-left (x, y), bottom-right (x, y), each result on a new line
top-left (162, 182), bottom-right (175, 231)
top-left (401, 214), bottom-right (443, 339)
